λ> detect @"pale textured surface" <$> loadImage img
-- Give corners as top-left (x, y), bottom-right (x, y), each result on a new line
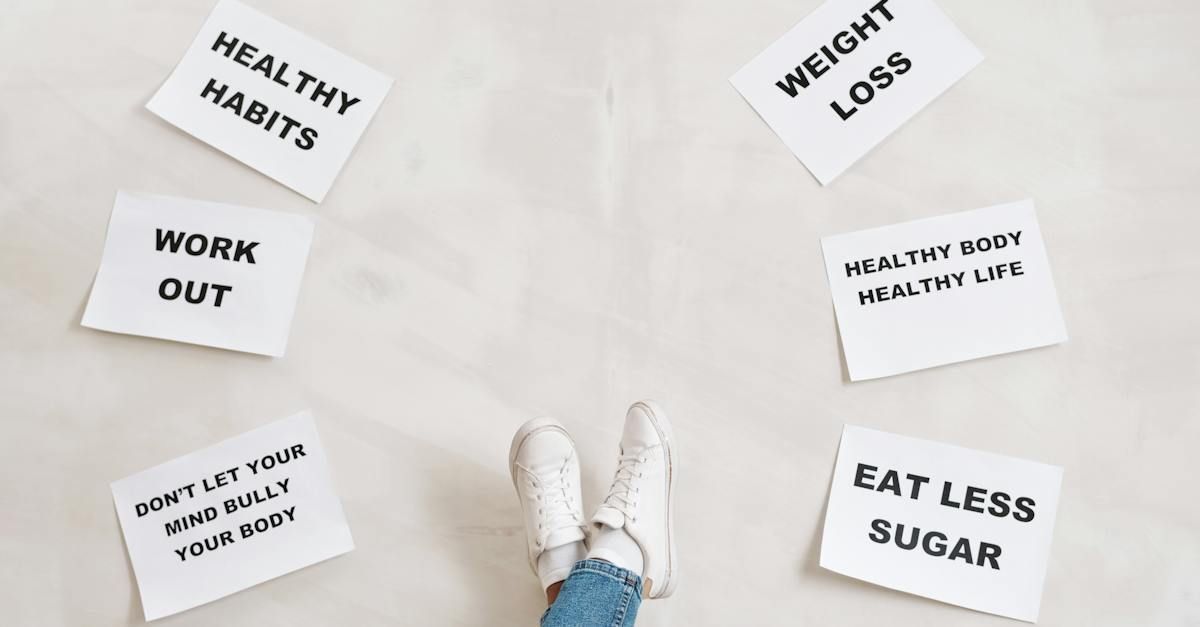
top-left (1, 1), bottom-right (1198, 625)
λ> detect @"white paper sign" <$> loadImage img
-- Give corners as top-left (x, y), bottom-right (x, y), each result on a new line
top-left (82, 190), bottom-right (314, 357)
top-left (821, 425), bottom-right (1063, 622)
top-left (147, 0), bottom-right (393, 202)
top-left (820, 199), bottom-right (1067, 380)
top-left (730, 0), bottom-right (982, 184)
top-left (111, 411), bottom-right (354, 621)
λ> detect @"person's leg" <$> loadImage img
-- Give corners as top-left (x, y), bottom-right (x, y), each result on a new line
top-left (545, 581), bottom-right (564, 605)
top-left (540, 559), bottom-right (642, 627)
top-left (509, 418), bottom-right (588, 602)
top-left (543, 400), bottom-right (678, 627)
top-left (587, 400), bottom-right (679, 599)
top-left (513, 402), bottom-right (678, 627)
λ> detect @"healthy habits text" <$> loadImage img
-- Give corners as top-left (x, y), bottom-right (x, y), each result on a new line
top-left (198, 31), bottom-right (364, 150)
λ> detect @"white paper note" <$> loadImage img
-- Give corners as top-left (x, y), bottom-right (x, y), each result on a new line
top-left (730, 0), bottom-right (982, 184)
top-left (111, 411), bottom-right (354, 621)
top-left (147, 0), bottom-right (393, 202)
top-left (820, 199), bottom-right (1068, 380)
top-left (82, 190), bottom-right (314, 357)
top-left (821, 425), bottom-right (1063, 622)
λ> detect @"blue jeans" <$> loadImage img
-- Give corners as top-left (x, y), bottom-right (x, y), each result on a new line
top-left (540, 559), bottom-right (642, 627)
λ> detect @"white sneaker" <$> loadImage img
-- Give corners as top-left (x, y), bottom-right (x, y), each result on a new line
top-left (590, 400), bottom-right (679, 598)
top-left (509, 417), bottom-right (588, 589)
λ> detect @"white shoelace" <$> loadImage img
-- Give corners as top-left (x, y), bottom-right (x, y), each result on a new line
top-left (516, 453), bottom-right (584, 549)
top-left (601, 445), bottom-right (661, 523)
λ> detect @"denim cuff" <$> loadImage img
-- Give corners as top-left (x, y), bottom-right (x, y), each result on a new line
top-left (569, 558), bottom-right (642, 593)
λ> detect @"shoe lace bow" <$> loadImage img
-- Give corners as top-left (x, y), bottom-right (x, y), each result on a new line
top-left (517, 452), bottom-right (584, 549)
top-left (601, 445), bottom-right (661, 522)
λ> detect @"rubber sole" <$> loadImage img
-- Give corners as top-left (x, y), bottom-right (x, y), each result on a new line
top-left (631, 400), bottom-right (679, 599)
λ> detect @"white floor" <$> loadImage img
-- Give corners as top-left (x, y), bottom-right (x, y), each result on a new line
top-left (2, 1), bottom-right (1199, 625)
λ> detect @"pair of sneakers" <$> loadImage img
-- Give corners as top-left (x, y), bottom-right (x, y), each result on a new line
top-left (508, 401), bottom-right (679, 599)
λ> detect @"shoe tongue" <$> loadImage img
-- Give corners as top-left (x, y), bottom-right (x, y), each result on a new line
top-left (544, 525), bottom-right (585, 549)
top-left (590, 505), bottom-right (625, 530)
